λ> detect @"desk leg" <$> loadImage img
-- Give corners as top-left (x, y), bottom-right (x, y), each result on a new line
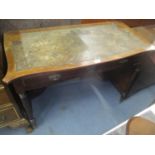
top-left (106, 65), bottom-right (141, 101)
top-left (120, 67), bottom-right (140, 100)
top-left (19, 93), bottom-right (36, 129)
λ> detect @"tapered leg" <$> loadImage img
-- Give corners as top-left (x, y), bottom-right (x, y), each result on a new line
top-left (19, 93), bottom-right (36, 129)
top-left (120, 67), bottom-right (140, 100)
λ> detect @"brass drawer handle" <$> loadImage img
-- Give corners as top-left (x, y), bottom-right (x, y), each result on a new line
top-left (0, 85), bottom-right (4, 90)
top-left (48, 74), bottom-right (61, 81)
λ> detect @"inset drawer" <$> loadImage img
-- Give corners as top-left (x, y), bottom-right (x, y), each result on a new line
top-left (0, 107), bottom-right (20, 125)
top-left (0, 85), bottom-right (11, 106)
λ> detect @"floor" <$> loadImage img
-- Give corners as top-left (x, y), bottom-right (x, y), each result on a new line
top-left (105, 104), bottom-right (155, 135)
top-left (0, 75), bottom-right (155, 135)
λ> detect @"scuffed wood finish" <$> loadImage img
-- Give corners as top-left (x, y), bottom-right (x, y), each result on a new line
top-left (2, 21), bottom-right (152, 84)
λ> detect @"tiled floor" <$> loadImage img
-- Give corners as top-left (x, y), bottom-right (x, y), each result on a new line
top-left (0, 76), bottom-right (155, 135)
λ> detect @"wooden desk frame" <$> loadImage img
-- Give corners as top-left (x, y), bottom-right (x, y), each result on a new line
top-left (2, 21), bottom-right (153, 129)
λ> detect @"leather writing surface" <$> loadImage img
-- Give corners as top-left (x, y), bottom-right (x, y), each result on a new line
top-left (10, 23), bottom-right (149, 71)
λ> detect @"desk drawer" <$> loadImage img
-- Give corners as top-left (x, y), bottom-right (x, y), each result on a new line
top-left (0, 85), bottom-right (11, 106)
top-left (0, 107), bottom-right (19, 125)
top-left (18, 58), bottom-right (133, 91)
top-left (22, 70), bottom-right (81, 90)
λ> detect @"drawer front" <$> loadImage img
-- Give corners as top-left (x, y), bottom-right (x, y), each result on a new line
top-left (0, 85), bottom-right (11, 106)
top-left (0, 107), bottom-right (19, 125)
top-left (17, 58), bottom-right (133, 91)
top-left (14, 56), bottom-right (139, 92)
top-left (22, 70), bottom-right (81, 90)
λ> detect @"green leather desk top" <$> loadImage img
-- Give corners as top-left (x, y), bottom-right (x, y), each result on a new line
top-left (3, 22), bottom-right (152, 83)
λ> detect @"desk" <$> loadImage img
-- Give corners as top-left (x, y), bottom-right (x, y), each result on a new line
top-left (2, 22), bottom-right (152, 128)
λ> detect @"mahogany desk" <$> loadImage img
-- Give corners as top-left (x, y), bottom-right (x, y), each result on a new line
top-left (2, 22), bottom-right (153, 128)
